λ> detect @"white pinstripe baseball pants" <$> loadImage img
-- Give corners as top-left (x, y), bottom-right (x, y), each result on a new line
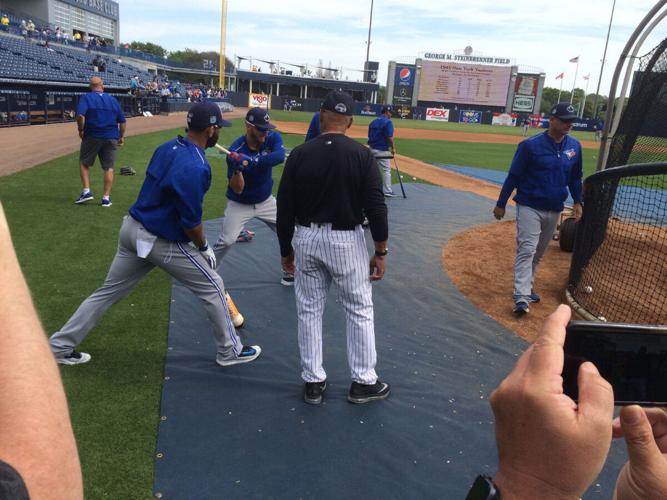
top-left (294, 223), bottom-right (378, 384)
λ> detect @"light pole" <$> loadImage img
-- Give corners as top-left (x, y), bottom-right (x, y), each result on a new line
top-left (364, 0), bottom-right (374, 79)
top-left (592, 0), bottom-right (617, 119)
top-left (219, 0), bottom-right (228, 89)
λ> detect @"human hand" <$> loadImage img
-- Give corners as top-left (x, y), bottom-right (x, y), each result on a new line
top-left (281, 251), bottom-right (295, 274)
top-left (228, 152), bottom-right (252, 168)
top-left (573, 203), bottom-right (583, 220)
top-left (117, 137), bottom-right (124, 146)
top-left (198, 243), bottom-right (217, 270)
top-left (78, 129), bottom-right (84, 140)
top-left (493, 206), bottom-right (505, 220)
top-left (612, 406), bottom-right (667, 500)
top-left (369, 256), bottom-right (385, 281)
top-left (491, 305), bottom-right (614, 499)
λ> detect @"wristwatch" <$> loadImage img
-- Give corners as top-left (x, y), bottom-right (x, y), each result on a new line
top-left (374, 248), bottom-right (388, 257)
top-left (465, 475), bottom-right (500, 500)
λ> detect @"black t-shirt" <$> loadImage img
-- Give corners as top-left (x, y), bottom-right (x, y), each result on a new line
top-left (277, 133), bottom-right (388, 257)
top-left (0, 459), bottom-right (29, 499)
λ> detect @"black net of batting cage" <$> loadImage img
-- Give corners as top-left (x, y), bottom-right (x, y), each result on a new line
top-left (605, 38), bottom-right (667, 169)
top-left (567, 163), bottom-right (667, 324)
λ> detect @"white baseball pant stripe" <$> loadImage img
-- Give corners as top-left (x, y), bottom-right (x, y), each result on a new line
top-left (49, 216), bottom-right (242, 362)
top-left (513, 204), bottom-right (560, 301)
top-left (213, 196), bottom-right (277, 266)
top-left (370, 147), bottom-right (393, 195)
top-left (294, 223), bottom-right (377, 384)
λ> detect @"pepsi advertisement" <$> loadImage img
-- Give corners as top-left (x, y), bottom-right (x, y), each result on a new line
top-left (393, 65), bottom-right (416, 106)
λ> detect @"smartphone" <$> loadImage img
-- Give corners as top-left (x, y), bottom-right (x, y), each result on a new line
top-left (563, 321), bottom-right (667, 406)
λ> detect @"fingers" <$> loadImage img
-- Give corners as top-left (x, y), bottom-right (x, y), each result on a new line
top-left (524, 305), bottom-right (571, 382)
top-left (576, 361), bottom-right (614, 422)
top-left (620, 405), bottom-right (666, 471)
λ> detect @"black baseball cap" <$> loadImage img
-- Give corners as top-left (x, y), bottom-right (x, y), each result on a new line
top-left (187, 101), bottom-right (231, 130)
top-left (550, 102), bottom-right (578, 122)
top-left (321, 90), bottom-right (354, 116)
top-left (245, 107), bottom-right (276, 131)
top-left (381, 105), bottom-right (392, 114)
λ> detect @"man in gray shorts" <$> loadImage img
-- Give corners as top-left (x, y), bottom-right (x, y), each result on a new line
top-left (75, 76), bottom-right (126, 207)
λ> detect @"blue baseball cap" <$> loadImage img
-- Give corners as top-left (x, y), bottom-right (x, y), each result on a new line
top-left (245, 107), bottom-right (276, 131)
top-left (550, 102), bottom-right (578, 122)
top-left (381, 105), bottom-right (392, 114)
top-left (187, 101), bottom-right (231, 130)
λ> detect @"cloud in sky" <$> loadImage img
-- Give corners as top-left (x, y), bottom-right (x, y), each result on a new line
top-left (119, 0), bottom-right (663, 95)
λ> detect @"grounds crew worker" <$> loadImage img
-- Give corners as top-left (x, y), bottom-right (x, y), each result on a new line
top-left (494, 102), bottom-right (583, 315)
top-left (277, 90), bottom-right (390, 405)
top-left (50, 102), bottom-right (261, 367)
top-left (367, 105), bottom-right (396, 197)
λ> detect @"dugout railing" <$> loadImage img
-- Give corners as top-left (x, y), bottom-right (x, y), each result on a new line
top-left (566, 162), bottom-right (667, 324)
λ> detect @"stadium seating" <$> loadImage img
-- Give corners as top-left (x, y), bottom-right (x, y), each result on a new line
top-left (0, 32), bottom-right (157, 89)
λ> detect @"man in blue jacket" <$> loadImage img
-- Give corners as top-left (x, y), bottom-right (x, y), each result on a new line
top-left (367, 106), bottom-right (396, 197)
top-left (213, 108), bottom-right (292, 284)
top-left (50, 102), bottom-right (261, 367)
top-left (494, 103), bottom-right (583, 315)
top-left (74, 76), bottom-right (126, 207)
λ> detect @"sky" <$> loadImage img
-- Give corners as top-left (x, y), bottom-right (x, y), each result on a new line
top-left (118, 0), bottom-right (664, 96)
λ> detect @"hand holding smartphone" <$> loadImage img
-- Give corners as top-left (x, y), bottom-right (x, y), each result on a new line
top-left (564, 321), bottom-right (667, 406)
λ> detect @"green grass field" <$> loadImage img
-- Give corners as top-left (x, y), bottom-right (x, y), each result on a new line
top-left (0, 116), bottom-right (590, 498)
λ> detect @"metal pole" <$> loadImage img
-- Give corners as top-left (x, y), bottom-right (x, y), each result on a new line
top-left (365, 0), bottom-right (374, 72)
top-left (557, 77), bottom-right (563, 102)
top-left (219, 0), bottom-right (227, 89)
top-left (580, 76), bottom-right (590, 117)
top-left (570, 58), bottom-right (579, 103)
top-left (592, 0), bottom-right (616, 119)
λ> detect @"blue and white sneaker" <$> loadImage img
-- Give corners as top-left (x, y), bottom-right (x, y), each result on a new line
top-left (216, 345), bottom-right (261, 366)
top-left (528, 291), bottom-right (541, 303)
top-left (56, 350), bottom-right (91, 365)
top-left (100, 198), bottom-right (112, 207)
top-left (74, 191), bottom-right (94, 204)
top-left (513, 300), bottom-right (530, 315)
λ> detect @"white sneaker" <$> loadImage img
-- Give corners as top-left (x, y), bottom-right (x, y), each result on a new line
top-left (56, 350), bottom-right (91, 365)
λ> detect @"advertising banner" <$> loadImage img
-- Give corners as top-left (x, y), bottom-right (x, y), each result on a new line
top-left (249, 93), bottom-right (271, 109)
top-left (392, 65), bottom-right (416, 106)
top-left (492, 112), bottom-right (518, 126)
top-left (458, 110), bottom-right (482, 124)
top-left (514, 75), bottom-right (538, 96)
top-left (512, 95), bottom-right (535, 112)
top-left (425, 108), bottom-right (450, 122)
top-left (418, 60), bottom-right (512, 106)
top-left (357, 103), bottom-right (382, 116)
top-left (392, 105), bottom-right (413, 120)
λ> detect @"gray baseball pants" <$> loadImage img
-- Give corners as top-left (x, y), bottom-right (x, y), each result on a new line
top-left (370, 148), bottom-right (394, 195)
top-left (49, 216), bottom-right (243, 363)
top-left (513, 204), bottom-right (560, 302)
top-left (294, 223), bottom-right (378, 385)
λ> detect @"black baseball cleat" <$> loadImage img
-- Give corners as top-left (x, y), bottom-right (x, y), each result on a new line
top-left (303, 381), bottom-right (327, 405)
top-left (347, 380), bottom-right (390, 404)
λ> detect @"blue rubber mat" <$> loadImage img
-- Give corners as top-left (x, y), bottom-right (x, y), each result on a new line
top-left (153, 184), bottom-right (625, 499)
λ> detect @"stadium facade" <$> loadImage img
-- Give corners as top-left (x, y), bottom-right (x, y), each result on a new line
top-left (0, 0), bottom-right (119, 44)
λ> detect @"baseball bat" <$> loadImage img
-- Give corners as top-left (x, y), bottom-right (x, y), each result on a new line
top-left (392, 157), bottom-right (407, 199)
top-left (214, 143), bottom-right (249, 166)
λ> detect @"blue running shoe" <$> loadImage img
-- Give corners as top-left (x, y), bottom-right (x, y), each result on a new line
top-left (75, 191), bottom-right (94, 204)
top-left (513, 300), bottom-right (529, 315)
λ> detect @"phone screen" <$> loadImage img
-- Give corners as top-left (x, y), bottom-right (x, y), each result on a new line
top-left (563, 321), bottom-right (667, 406)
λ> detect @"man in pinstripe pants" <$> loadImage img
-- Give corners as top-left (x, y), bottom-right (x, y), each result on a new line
top-left (49, 102), bottom-right (261, 367)
top-left (277, 91), bottom-right (390, 405)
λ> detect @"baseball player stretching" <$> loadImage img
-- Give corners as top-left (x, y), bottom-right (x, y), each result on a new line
top-left (213, 108), bottom-right (292, 285)
top-left (277, 90), bottom-right (390, 405)
top-left (49, 102), bottom-right (261, 367)
top-left (368, 105), bottom-right (396, 197)
top-left (494, 103), bottom-right (583, 315)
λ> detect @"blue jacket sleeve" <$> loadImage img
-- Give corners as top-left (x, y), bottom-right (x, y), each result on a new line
top-left (173, 163), bottom-right (207, 230)
top-left (385, 120), bottom-right (394, 138)
top-left (305, 113), bottom-right (320, 142)
top-left (497, 141), bottom-right (529, 208)
top-left (255, 132), bottom-right (286, 168)
top-left (77, 94), bottom-right (88, 117)
top-left (568, 144), bottom-right (583, 204)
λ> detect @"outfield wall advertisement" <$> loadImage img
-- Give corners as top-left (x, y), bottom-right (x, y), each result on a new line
top-left (425, 108), bottom-right (450, 122)
top-left (418, 60), bottom-right (511, 107)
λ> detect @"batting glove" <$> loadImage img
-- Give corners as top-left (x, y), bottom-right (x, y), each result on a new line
top-left (198, 242), bottom-right (217, 269)
top-left (228, 152), bottom-right (252, 170)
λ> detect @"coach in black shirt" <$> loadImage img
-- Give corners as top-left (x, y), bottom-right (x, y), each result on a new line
top-left (277, 90), bottom-right (390, 406)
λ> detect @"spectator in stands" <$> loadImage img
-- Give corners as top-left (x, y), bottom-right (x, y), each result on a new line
top-left (20, 20), bottom-right (28, 39)
top-left (26, 20), bottom-right (35, 37)
top-left (63, 32), bottom-right (69, 45)
top-left (74, 76), bottom-right (126, 208)
top-left (98, 59), bottom-right (106, 73)
top-left (73, 31), bottom-right (81, 42)
top-left (0, 14), bottom-right (9, 31)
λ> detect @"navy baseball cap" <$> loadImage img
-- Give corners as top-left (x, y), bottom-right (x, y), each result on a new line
top-left (381, 105), bottom-right (392, 114)
top-left (550, 102), bottom-right (578, 122)
top-left (245, 107), bottom-right (276, 131)
top-left (187, 101), bottom-right (231, 130)
top-left (321, 90), bottom-right (354, 116)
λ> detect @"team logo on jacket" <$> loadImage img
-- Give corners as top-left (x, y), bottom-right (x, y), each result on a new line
top-left (564, 149), bottom-right (577, 159)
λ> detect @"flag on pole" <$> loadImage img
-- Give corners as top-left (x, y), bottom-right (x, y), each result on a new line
top-left (569, 56), bottom-right (579, 63)
top-left (555, 72), bottom-right (564, 80)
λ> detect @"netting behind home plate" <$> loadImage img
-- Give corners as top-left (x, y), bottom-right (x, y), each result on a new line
top-left (567, 164), bottom-right (667, 324)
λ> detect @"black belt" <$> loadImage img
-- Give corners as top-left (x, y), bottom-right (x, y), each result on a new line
top-left (298, 221), bottom-right (356, 231)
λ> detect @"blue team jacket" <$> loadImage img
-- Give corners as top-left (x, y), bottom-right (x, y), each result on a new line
top-left (77, 91), bottom-right (126, 140)
top-left (367, 116), bottom-right (394, 151)
top-left (129, 136), bottom-right (211, 241)
top-left (497, 131), bottom-right (583, 212)
top-left (226, 131), bottom-right (285, 204)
